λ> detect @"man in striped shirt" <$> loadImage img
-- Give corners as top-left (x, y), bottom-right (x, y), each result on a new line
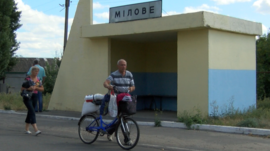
top-left (103, 59), bottom-right (135, 142)
top-left (104, 59), bottom-right (135, 94)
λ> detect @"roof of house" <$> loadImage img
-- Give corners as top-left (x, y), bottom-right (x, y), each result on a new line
top-left (8, 58), bottom-right (56, 73)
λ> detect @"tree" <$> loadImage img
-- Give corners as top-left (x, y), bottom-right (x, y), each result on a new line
top-left (0, 0), bottom-right (22, 79)
top-left (43, 58), bottom-right (61, 94)
top-left (256, 32), bottom-right (270, 100)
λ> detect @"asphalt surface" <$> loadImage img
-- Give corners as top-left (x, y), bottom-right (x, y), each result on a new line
top-left (1, 113), bottom-right (270, 151)
top-left (16, 110), bottom-right (179, 122)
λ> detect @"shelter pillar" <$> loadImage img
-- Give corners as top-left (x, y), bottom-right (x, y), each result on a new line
top-left (49, 0), bottom-right (111, 111)
top-left (177, 29), bottom-right (209, 116)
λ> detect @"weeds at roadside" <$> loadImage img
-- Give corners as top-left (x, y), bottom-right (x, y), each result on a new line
top-left (177, 98), bottom-right (270, 129)
top-left (154, 109), bottom-right (162, 127)
top-left (178, 109), bottom-right (206, 129)
top-left (0, 93), bottom-right (51, 111)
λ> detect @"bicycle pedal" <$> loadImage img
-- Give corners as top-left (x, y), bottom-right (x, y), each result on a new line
top-left (101, 130), bottom-right (108, 134)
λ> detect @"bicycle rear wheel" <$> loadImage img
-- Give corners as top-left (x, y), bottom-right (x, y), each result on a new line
top-left (78, 115), bottom-right (100, 144)
top-left (116, 117), bottom-right (140, 150)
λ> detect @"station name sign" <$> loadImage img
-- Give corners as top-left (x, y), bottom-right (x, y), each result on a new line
top-left (109, 0), bottom-right (162, 23)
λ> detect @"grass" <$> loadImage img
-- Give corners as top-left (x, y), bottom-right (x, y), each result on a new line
top-left (0, 92), bottom-right (51, 111)
top-left (1, 93), bottom-right (270, 129)
top-left (154, 109), bottom-right (162, 127)
top-left (178, 99), bottom-right (270, 129)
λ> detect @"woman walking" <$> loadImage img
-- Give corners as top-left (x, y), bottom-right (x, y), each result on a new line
top-left (21, 66), bottom-right (44, 135)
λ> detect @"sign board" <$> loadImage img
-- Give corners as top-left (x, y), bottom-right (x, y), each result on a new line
top-left (109, 0), bottom-right (162, 23)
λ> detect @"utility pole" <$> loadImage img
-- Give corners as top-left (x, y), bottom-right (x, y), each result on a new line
top-left (63, 0), bottom-right (70, 52)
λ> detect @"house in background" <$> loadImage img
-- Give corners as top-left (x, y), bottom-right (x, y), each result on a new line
top-left (0, 58), bottom-right (55, 93)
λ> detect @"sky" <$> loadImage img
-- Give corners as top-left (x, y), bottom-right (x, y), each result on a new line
top-left (14, 0), bottom-right (270, 58)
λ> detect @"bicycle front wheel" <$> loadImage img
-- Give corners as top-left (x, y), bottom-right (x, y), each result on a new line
top-left (116, 117), bottom-right (140, 150)
top-left (78, 115), bottom-right (100, 144)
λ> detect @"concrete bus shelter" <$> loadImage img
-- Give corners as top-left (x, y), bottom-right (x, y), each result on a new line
top-left (49, 0), bottom-right (262, 116)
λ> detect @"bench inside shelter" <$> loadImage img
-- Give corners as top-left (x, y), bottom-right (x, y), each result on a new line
top-left (131, 73), bottom-right (177, 111)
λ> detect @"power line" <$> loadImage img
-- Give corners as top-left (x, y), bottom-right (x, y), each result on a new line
top-left (43, 5), bottom-right (61, 13)
top-left (162, 9), bottom-right (168, 15)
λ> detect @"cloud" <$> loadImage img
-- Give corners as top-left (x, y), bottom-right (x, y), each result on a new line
top-left (253, 0), bottom-right (270, 14)
top-left (15, 0), bottom-right (69, 58)
top-left (162, 11), bottom-right (180, 16)
top-left (14, 0), bottom-right (106, 58)
top-left (94, 12), bottom-right (109, 19)
top-left (212, 0), bottom-right (252, 5)
top-left (93, 2), bottom-right (109, 9)
top-left (162, 4), bottom-right (220, 17)
top-left (262, 24), bottom-right (269, 34)
top-left (184, 4), bottom-right (220, 13)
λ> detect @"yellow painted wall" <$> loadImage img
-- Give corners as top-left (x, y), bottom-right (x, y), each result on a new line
top-left (209, 29), bottom-right (256, 70)
top-left (110, 40), bottom-right (146, 72)
top-left (145, 42), bottom-right (177, 73)
top-left (110, 40), bottom-right (177, 73)
top-left (177, 29), bottom-right (209, 116)
top-left (49, 0), bottom-right (111, 111)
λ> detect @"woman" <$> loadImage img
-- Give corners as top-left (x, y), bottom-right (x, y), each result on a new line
top-left (21, 66), bottom-right (44, 136)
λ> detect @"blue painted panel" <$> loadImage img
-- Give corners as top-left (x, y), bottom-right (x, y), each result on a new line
top-left (131, 73), bottom-right (147, 95)
top-left (208, 69), bottom-right (256, 115)
top-left (146, 73), bottom-right (177, 96)
top-left (132, 72), bottom-right (177, 96)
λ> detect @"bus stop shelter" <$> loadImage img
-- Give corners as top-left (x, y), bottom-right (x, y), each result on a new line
top-left (49, 0), bottom-right (262, 116)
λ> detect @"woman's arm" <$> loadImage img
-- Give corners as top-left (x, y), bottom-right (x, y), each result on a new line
top-left (35, 85), bottom-right (44, 92)
top-left (21, 86), bottom-right (35, 91)
top-left (21, 87), bottom-right (25, 91)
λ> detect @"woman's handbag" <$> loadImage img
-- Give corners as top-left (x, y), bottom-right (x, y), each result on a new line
top-left (21, 90), bottom-right (33, 99)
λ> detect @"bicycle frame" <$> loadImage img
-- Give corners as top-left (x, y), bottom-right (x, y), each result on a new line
top-left (86, 114), bottom-right (118, 133)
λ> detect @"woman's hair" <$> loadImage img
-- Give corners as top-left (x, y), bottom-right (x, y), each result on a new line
top-left (31, 66), bottom-right (39, 73)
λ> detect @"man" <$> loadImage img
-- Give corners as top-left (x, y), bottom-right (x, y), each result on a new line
top-left (27, 59), bottom-right (46, 112)
top-left (104, 59), bottom-right (135, 93)
top-left (103, 59), bottom-right (135, 141)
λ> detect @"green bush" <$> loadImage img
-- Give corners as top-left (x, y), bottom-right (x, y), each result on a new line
top-left (258, 98), bottom-right (270, 109)
top-left (256, 33), bottom-right (270, 99)
top-left (4, 105), bottom-right (11, 110)
top-left (236, 118), bottom-right (258, 128)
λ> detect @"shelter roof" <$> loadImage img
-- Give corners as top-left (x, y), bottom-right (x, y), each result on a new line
top-left (82, 11), bottom-right (262, 41)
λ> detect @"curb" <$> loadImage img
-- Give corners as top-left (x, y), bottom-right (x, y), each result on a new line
top-left (160, 121), bottom-right (270, 136)
top-left (1, 109), bottom-right (270, 136)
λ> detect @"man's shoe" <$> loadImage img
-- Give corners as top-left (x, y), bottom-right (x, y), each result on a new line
top-left (107, 134), bottom-right (113, 141)
top-left (35, 130), bottom-right (41, 136)
top-left (25, 131), bottom-right (31, 134)
top-left (125, 140), bottom-right (133, 146)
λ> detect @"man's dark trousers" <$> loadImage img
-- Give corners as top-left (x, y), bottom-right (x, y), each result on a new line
top-left (35, 91), bottom-right (43, 112)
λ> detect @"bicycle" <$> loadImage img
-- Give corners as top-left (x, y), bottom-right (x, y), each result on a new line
top-left (78, 93), bottom-right (140, 150)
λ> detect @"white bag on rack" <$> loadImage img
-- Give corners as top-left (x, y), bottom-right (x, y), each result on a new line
top-left (81, 95), bottom-right (100, 116)
top-left (108, 94), bottom-right (117, 117)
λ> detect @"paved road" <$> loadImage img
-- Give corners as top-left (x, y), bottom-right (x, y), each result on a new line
top-left (0, 113), bottom-right (269, 151)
